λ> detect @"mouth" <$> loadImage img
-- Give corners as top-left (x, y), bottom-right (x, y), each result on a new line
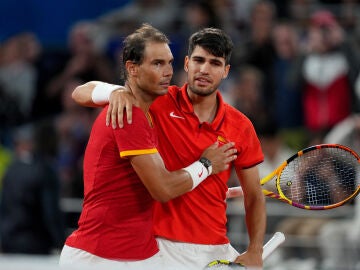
top-left (159, 81), bottom-right (170, 88)
top-left (195, 76), bottom-right (212, 86)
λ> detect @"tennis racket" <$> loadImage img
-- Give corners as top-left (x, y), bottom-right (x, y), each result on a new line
top-left (205, 232), bottom-right (285, 269)
top-left (227, 144), bottom-right (360, 210)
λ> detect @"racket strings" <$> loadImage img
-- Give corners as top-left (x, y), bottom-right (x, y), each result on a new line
top-left (278, 147), bottom-right (358, 206)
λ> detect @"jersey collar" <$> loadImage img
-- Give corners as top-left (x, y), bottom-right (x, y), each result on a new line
top-left (179, 84), bottom-right (226, 130)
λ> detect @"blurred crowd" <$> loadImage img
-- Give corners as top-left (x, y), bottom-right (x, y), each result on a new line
top-left (0, 0), bottom-right (360, 268)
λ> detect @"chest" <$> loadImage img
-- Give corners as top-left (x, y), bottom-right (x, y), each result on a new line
top-left (153, 106), bottom-right (230, 166)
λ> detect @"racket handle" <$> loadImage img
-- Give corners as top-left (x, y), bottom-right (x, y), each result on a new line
top-left (204, 232), bottom-right (285, 269)
top-left (226, 186), bottom-right (244, 198)
top-left (262, 232), bottom-right (285, 260)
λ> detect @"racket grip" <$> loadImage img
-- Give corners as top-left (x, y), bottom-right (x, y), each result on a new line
top-left (262, 232), bottom-right (285, 260)
top-left (226, 186), bottom-right (244, 199)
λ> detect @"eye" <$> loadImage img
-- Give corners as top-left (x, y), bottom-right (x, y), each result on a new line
top-left (211, 60), bottom-right (223, 66)
top-left (192, 57), bottom-right (204, 63)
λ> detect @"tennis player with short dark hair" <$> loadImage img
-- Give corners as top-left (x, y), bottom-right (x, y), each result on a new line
top-left (72, 27), bottom-right (266, 269)
top-left (59, 24), bottom-right (237, 269)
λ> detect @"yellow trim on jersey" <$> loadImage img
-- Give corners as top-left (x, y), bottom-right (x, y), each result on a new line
top-left (146, 112), bottom-right (154, 128)
top-left (120, 148), bottom-right (158, 158)
top-left (217, 135), bottom-right (227, 144)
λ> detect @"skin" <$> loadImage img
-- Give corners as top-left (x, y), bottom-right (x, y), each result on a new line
top-left (72, 44), bottom-right (266, 268)
top-left (184, 46), bottom-right (230, 123)
top-left (75, 41), bottom-right (237, 203)
top-left (185, 46), bottom-right (265, 267)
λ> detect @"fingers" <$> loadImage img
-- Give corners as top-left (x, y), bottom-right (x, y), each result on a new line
top-left (199, 141), bottom-right (237, 174)
top-left (221, 143), bottom-right (238, 163)
top-left (114, 104), bottom-right (124, 129)
top-left (125, 102), bottom-right (133, 126)
top-left (227, 150), bottom-right (238, 161)
top-left (106, 90), bottom-right (134, 129)
top-left (105, 99), bottom-right (125, 129)
top-left (106, 101), bottom-right (127, 129)
top-left (106, 103), bottom-right (112, 127)
top-left (219, 142), bottom-right (235, 151)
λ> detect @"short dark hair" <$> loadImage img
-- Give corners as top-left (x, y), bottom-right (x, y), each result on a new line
top-left (187, 28), bottom-right (234, 65)
top-left (121, 23), bottom-right (170, 80)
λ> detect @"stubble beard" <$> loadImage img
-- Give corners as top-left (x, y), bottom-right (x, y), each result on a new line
top-left (188, 84), bottom-right (217, 97)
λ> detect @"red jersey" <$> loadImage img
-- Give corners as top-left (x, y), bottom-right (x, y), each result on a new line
top-left (303, 75), bottom-right (351, 131)
top-left (151, 84), bottom-right (264, 244)
top-left (302, 53), bottom-right (351, 132)
top-left (65, 106), bottom-right (159, 260)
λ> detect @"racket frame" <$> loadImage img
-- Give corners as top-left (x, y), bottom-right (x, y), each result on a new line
top-left (231, 144), bottom-right (360, 210)
top-left (270, 144), bottom-right (360, 210)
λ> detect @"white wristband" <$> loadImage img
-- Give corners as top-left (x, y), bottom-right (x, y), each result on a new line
top-left (183, 161), bottom-right (209, 190)
top-left (91, 82), bottom-right (122, 105)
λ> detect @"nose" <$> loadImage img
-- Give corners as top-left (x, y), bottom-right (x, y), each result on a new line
top-left (199, 62), bottom-right (210, 74)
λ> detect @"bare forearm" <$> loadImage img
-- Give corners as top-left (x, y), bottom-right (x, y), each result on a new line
top-left (148, 170), bottom-right (194, 202)
top-left (72, 81), bottom-right (125, 107)
top-left (244, 194), bottom-right (266, 252)
top-left (72, 81), bottom-right (99, 107)
top-left (235, 166), bottom-right (266, 259)
top-left (132, 155), bottom-right (204, 203)
top-left (132, 144), bottom-right (237, 202)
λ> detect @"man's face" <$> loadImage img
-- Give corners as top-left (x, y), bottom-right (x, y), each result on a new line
top-left (184, 45), bottom-right (230, 97)
top-left (135, 42), bottom-right (173, 98)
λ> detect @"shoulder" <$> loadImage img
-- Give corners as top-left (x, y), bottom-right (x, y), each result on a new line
top-left (152, 84), bottom-right (182, 107)
top-left (123, 106), bottom-right (149, 128)
top-left (168, 85), bottom-right (182, 93)
top-left (129, 106), bottom-right (146, 118)
top-left (94, 106), bottom-right (148, 132)
top-left (224, 103), bottom-right (254, 128)
top-left (221, 103), bottom-right (260, 144)
top-left (164, 85), bottom-right (182, 101)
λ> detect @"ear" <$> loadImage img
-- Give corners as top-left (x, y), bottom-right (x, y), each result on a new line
top-left (183, 56), bottom-right (189, 72)
top-left (126, 61), bottom-right (137, 76)
top-left (223, 64), bottom-right (230, 79)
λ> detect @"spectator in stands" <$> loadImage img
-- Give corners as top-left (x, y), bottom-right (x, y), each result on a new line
top-left (230, 65), bottom-right (271, 136)
top-left (271, 21), bottom-right (305, 149)
top-left (33, 21), bottom-right (116, 119)
top-left (0, 122), bottom-right (65, 254)
top-left (55, 77), bottom-right (94, 197)
top-left (0, 32), bottom-right (39, 124)
top-left (235, 0), bottom-right (277, 104)
top-left (296, 10), bottom-right (360, 144)
top-left (98, 0), bottom-right (179, 36)
top-left (170, 0), bottom-right (221, 78)
top-left (288, 0), bottom-right (316, 36)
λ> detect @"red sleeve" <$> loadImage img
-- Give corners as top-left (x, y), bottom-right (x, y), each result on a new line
top-left (112, 107), bottom-right (158, 158)
top-left (232, 114), bottom-right (264, 169)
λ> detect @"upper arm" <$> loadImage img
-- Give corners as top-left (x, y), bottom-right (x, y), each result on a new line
top-left (235, 166), bottom-right (262, 199)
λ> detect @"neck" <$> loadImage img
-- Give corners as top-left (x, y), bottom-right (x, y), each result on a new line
top-left (125, 81), bottom-right (152, 113)
top-left (125, 81), bottom-right (153, 126)
top-left (189, 91), bottom-right (218, 123)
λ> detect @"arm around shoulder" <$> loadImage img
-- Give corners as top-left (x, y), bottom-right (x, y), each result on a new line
top-left (72, 81), bottom-right (125, 107)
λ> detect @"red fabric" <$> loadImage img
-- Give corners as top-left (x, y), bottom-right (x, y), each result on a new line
top-left (151, 84), bottom-right (264, 244)
top-left (65, 106), bottom-right (159, 260)
top-left (303, 75), bottom-right (351, 131)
